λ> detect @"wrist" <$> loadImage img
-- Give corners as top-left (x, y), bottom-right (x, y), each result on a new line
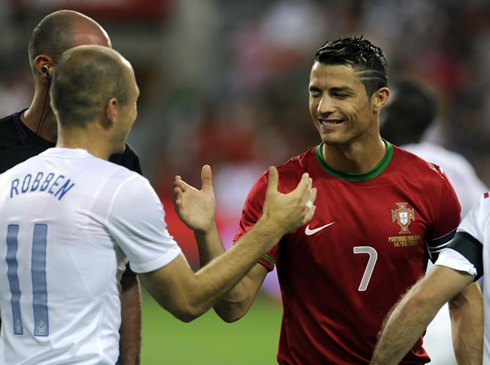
top-left (253, 216), bottom-right (284, 244)
top-left (193, 220), bottom-right (219, 240)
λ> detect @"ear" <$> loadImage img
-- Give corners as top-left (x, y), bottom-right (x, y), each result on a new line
top-left (371, 87), bottom-right (390, 113)
top-left (104, 98), bottom-right (119, 128)
top-left (34, 55), bottom-right (54, 83)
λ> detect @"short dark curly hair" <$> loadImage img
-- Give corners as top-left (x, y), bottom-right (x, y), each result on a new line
top-left (315, 36), bottom-right (388, 98)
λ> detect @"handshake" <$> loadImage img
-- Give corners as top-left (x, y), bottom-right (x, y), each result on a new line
top-left (172, 164), bottom-right (316, 241)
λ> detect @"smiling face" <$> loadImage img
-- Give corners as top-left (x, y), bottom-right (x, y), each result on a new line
top-left (309, 62), bottom-right (382, 147)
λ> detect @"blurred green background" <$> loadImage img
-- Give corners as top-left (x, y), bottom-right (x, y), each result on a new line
top-left (141, 291), bottom-right (282, 364)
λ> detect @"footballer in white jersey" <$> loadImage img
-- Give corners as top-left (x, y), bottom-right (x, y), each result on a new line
top-left (435, 191), bottom-right (489, 363)
top-left (0, 148), bottom-right (181, 365)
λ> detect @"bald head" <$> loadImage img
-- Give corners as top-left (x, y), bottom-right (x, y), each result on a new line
top-left (50, 45), bottom-right (132, 128)
top-left (28, 10), bottom-right (111, 75)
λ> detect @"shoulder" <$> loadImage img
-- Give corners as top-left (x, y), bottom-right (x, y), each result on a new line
top-left (251, 147), bottom-right (316, 196)
top-left (0, 113), bottom-right (14, 125)
top-left (392, 145), bottom-right (448, 181)
top-left (48, 148), bottom-right (145, 190)
top-left (103, 163), bottom-right (151, 198)
top-left (77, 154), bottom-right (151, 206)
top-left (0, 153), bottom-right (40, 180)
top-left (92, 156), bottom-right (146, 189)
top-left (0, 113), bottom-right (19, 145)
top-left (106, 168), bottom-right (158, 218)
top-left (457, 192), bottom-right (490, 242)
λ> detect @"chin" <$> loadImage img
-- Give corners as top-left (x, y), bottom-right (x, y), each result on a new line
top-left (112, 143), bottom-right (126, 155)
top-left (321, 135), bottom-right (350, 146)
top-left (118, 144), bottom-right (127, 154)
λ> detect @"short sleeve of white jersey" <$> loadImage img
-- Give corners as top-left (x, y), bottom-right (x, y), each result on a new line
top-left (434, 248), bottom-right (477, 276)
top-left (434, 193), bottom-right (489, 276)
top-left (106, 173), bottom-right (181, 273)
top-left (458, 194), bottom-right (488, 244)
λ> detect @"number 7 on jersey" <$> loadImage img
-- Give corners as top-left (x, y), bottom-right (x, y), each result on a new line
top-left (353, 246), bottom-right (378, 291)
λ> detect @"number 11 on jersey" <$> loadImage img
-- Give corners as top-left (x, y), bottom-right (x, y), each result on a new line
top-left (6, 224), bottom-right (49, 336)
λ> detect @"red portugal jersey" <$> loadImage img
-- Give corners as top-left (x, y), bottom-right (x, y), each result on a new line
top-left (234, 141), bottom-right (461, 364)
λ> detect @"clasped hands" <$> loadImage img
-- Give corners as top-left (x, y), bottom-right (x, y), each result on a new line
top-left (172, 165), bottom-right (316, 237)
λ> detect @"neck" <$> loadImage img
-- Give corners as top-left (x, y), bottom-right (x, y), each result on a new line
top-left (56, 128), bottom-right (115, 161)
top-left (322, 136), bottom-right (386, 173)
top-left (21, 85), bottom-right (58, 143)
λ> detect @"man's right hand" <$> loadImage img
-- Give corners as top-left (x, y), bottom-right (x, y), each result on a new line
top-left (261, 166), bottom-right (316, 237)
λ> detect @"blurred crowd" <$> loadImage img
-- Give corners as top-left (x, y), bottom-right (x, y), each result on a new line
top-left (1, 0), bottom-right (490, 270)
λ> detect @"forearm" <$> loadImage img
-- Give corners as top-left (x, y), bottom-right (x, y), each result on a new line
top-left (194, 221), bottom-right (265, 321)
top-left (194, 221), bottom-right (225, 268)
top-left (372, 267), bottom-right (475, 365)
top-left (371, 291), bottom-right (438, 365)
top-left (141, 217), bottom-right (281, 322)
top-left (118, 275), bottom-right (142, 365)
top-left (448, 282), bottom-right (483, 365)
top-left (213, 263), bottom-right (267, 322)
top-left (189, 218), bottom-right (281, 317)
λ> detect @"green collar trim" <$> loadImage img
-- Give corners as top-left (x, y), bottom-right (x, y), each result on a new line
top-left (314, 139), bottom-right (393, 181)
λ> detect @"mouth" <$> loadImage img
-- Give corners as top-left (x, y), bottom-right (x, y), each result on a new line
top-left (319, 119), bottom-right (343, 127)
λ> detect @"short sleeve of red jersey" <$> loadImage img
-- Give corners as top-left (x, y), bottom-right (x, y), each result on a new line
top-left (425, 163), bottom-right (462, 261)
top-left (232, 171), bottom-right (277, 271)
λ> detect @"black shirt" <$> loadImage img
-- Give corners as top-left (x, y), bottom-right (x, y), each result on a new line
top-left (0, 111), bottom-right (142, 174)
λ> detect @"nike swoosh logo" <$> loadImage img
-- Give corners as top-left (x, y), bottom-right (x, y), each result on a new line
top-left (305, 222), bottom-right (335, 235)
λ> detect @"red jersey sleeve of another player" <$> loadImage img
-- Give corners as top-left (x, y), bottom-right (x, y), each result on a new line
top-left (425, 163), bottom-right (462, 260)
top-left (232, 171), bottom-right (278, 271)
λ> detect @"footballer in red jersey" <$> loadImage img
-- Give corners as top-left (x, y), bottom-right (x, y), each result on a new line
top-left (234, 141), bottom-right (460, 364)
top-left (172, 36), bottom-right (482, 365)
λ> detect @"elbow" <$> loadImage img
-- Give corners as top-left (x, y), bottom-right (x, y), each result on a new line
top-left (214, 302), bottom-right (249, 323)
top-left (175, 312), bottom-right (198, 323)
top-left (172, 310), bottom-right (203, 323)
top-left (448, 282), bottom-right (482, 311)
top-left (216, 311), bottom-right (242, 324)
top-left (177, 304), bottom-right (245, 323)
top-left (448, 292), bottom-right (468, 311)
top-left (172, 303), bottom-right (209, 323)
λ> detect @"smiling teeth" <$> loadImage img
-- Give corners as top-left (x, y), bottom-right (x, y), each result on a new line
top-left (321, 120), bottom-right (339, 126)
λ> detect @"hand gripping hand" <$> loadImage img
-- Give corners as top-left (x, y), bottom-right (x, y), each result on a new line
top-left (261, 166), bottom-right (317, 237)
top-left (172, 165), bottom-right (216, 233)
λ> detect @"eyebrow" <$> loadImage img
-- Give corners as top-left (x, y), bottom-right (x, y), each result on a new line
top-left (329, 86), bottom-right (354, 93)
top-left (308, 86), bottom-right (322, 92)
top-left (308, 86), bottom-right (354, 93)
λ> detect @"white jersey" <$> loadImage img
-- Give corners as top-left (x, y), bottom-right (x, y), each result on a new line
top-left (402, 141), bottom-right (488, 364)
top-left (436, 192), bottom-right (490, 364)
top-left (0, 148), bottom-right (181, 365)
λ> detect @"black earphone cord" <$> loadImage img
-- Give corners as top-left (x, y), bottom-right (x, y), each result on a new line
top-left (36, 68), bottom-right (51, 136)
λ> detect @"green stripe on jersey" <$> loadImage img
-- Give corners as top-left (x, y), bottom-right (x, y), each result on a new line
top-left (314, 139), bottom-right (394, 181)
top-left (262, 254), bottom-right (275, 266)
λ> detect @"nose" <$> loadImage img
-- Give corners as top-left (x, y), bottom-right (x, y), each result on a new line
top-left (317, 95), bottom-right (336, 115)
